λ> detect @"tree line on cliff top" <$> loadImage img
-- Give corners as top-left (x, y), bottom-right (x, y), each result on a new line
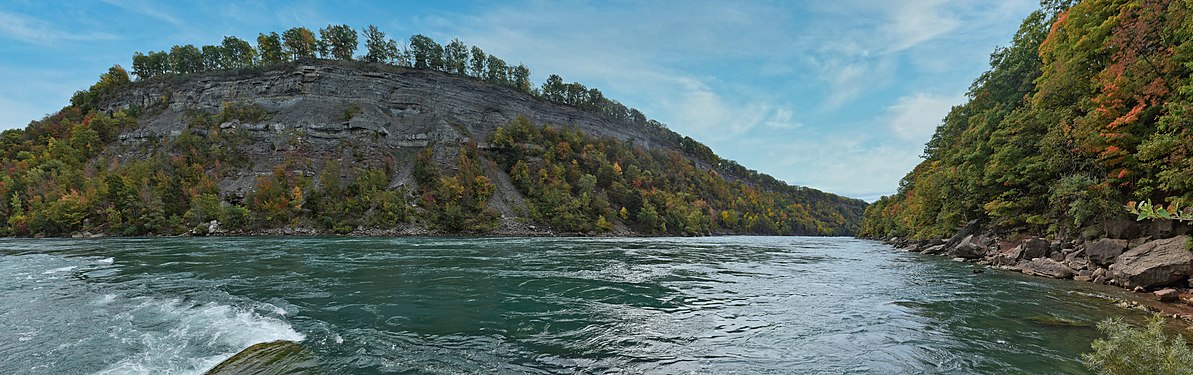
top-left (124, 25), bottom-right (646, 134)
top-left (860, 0), bottom-right (1193, 240)
top-left (0, 24), bottom-right (864, 237)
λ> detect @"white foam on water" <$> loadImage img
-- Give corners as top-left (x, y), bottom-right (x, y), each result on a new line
top-left (95, 297), bottom-right (305, 375)
top-left (0, 253), bottom-right (304, 375)
top-left (42, 265), bottom-right (77, 274)
top-left (97, 294), bottom-right (118, 305)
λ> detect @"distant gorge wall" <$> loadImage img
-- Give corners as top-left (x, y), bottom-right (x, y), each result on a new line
top-left (101, 61), bottom-right (664, 152)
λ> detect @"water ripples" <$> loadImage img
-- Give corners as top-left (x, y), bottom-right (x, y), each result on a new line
top-left (0, 236), bottom-right (1151, 374)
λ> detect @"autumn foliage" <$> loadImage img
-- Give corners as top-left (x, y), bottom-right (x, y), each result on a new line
top-left (861, 0), bottom-right (1193, 239)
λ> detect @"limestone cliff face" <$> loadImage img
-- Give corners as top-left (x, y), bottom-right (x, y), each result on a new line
top-left (100, 61), bottom-right (664, 202)
top-left (104, 60), bottom-right (660, 149)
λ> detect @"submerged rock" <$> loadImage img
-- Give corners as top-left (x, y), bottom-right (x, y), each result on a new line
top-left (1024, 315), bottom-right (1091, 328)
top-left (204, 340), bottom-right (322, 375)
top-left (1110, 236), bottom-right (1193, 289)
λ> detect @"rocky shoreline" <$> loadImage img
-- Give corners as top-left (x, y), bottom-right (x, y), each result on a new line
top-left (884, 219), bottom-right (1193, 319)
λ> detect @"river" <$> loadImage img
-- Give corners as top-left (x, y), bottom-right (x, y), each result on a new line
top-left (0, 236), bottom-right (1151, 374)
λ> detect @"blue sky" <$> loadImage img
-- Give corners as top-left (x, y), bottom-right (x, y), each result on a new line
top-left (0, 0), bottom-right (1038, 201)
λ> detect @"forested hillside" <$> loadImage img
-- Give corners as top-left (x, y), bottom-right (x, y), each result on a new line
top-left (0, 25), bottom-right (865, 237)
top-left (860, 0), bottom-right (1193, 240)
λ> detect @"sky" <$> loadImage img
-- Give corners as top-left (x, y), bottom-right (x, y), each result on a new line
top-left (0, 0), bottom-right (1039, 202)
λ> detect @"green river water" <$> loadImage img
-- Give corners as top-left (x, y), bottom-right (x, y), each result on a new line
top-left (0, 236), bottom-right (1154, 374)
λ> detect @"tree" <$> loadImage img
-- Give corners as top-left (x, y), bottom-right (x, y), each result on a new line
top-left (408, 34), bottom-right (443, 70)
top-left (282, 27), bottom-right (318, 60)
top-left (361, 25), bottom-right (398, 63)
top-left (469, 46), bottom-right (486, 77)
top-left (131, 52), bottom-right (153, 80)
top-left (257, 32), bottom-right (284, 64)
top-left (168, 44), bottom-right (203, 74)
top-left (512, 64), bottom-right (532, 93)
top-left (319, 24), bottom-right (357, 60)
top-left (221, 36), bottom-right (256, 68)
top-left (484, 55), bottom-right (508, 84)
top-left (443, 38), bottom-right (468, 75)
top-left (93, 64), bottom-right (131, 94)
top-left (542, 74), bottom-right (565, 102)
top-left (201, 45), bottom-right (224, 71)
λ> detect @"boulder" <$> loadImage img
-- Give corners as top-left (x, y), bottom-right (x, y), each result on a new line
top-left (944, 220), bottom-right (981, 249)
top-left (1048, 251), bottom-right (1065, 262)
top-left (1109, 236), bottom-right (1193, 289)
top-left (1021, 237), bottom-right (1050, 259)
top-left (1086, 239), bottom-right (1128, 266)
top-left (1128, 236), bottom-right (1152, 249)
top-left (1102, 217), bottom-right (1142, 239)
top-left (1155, 288), bottom-right (1180, 303)
top-left (1150, 219), bottom-right (1175, 239)
top-left (921, 244), bottom-right (946, 255)
top-left (1075, 275), bottom-right (1092, 282)
top-left (950, 234), bottom-right (991, 259)
top-left (1064, 250), bottom-right (1089, 271)
top-left (204, 340), bottom-right (321, 375)
top-left (992, 246), bottom-right (1025, 266)
top-left (1019, 258), bottom-right (1075, 279)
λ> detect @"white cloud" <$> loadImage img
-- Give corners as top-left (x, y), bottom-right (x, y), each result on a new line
top-left (886, 92), bottom-right (964, 141)
top-left (660, 77), bottom-right (773, 139)
top-left (764, 108), bottom-right (802, 130)
top-left (731, 132), bottom-right (924, 201)
top-left (820, 59), bottom-right (897, 109)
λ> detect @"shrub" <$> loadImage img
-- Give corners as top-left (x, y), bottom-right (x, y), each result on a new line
top-left (1083, 315), bottom-right (1193, 375)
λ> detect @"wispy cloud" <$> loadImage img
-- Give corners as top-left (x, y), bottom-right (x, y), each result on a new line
top-left (661, 77), bottom-right (775, 139)
top-left (764, 108), bottom-right (802, 130)
top-left (0, 11), bottom-right (116, 45)
top-left (884, 0), bottom-right (961, 53)
top-left (886, 92), bottom-right (964, 142)
top-left (99, 0), bottom-right (182, 26)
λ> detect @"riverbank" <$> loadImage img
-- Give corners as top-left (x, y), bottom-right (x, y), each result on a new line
top-left (45, 216), bottom-right (787, 239)
top-left (883, 219), bottom-right (1193, 321)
